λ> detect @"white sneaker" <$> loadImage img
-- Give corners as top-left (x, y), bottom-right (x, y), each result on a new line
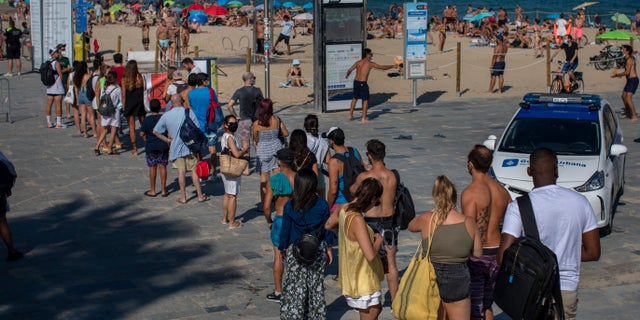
top-left (16, 72), bottom-right (21, 76)
top-left (3, 73), bottom-right (13, 77)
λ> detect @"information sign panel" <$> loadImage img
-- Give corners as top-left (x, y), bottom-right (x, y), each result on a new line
top-left (403, 3), bottom-right (428, 79)
top-left (31, 0), bottom-right (74, 69)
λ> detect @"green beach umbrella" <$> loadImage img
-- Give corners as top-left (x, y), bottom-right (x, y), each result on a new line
top-left (108, 3), bottom-right (124, 13)
top-left (611, 13), bottom-right (631, 26)
top-left (164, 0), bottom-right (175, 6)
top-left (596, 30), bottom-right (638, 41)
top-left (226, 0), bottom-right (243, 8)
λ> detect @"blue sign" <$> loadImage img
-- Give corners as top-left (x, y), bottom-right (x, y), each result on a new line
top-left (403, 3), bottom-right (428, 79)
top-left (76, 0), bottom-right (88, 33)
top-left (502, 159), bottom-right (520, 167)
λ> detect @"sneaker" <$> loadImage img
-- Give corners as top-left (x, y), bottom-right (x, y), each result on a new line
top-left (6, 250), bottom-right (24, 262)
top-left (47, 123), bottom-right (55, 128)
top-left (3, 73), bottom-right (12, 77)
top-left (55, 124), bottom-right (67, 129)
top-left (16, 72), bottom-right (20, 76)
top-left (266, 291), bottom-right (281, 302)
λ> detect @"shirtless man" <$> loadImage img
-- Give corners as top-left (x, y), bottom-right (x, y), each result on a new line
top-left (487, 34), bottom-right (508, 93)
top-left (156, 19), bottom-right (170, 63)
top-left (167, 20), bottom-right (179, 66)
top-left (461, 145), bottom-right (511, 320)
top-left (139, 16), bottom-right (150, 50)
top-left (345, 48), bottom-right (396, 123)
top-left (349, 139), bottom-right (399, 302)
top-left (611, 45), bottom-right (638, 122)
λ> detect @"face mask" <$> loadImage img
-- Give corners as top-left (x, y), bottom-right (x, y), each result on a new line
top-left (563, 40), bottom-right (569, 44)
top-left (251, 79), bottom-right (256, 85)
top-left (228, 122), bottom-right (238, 132)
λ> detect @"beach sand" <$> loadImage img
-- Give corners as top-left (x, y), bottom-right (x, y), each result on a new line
top-left (93, 23), bottom-right (629, 108)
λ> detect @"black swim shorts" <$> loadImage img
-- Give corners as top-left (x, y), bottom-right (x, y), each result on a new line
top-left (353, 80), bottom-right (370, 100)
top-left (624, 77), bottom-right (639, 94)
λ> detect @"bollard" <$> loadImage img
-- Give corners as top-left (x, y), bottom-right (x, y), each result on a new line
top-left (246, 47), bottom-right (251, 72)
top-left (154, 40), bottom-right (159, 73)
top-left (546, 38), bottom-right (551, 92)
top-left (194, 46), bottom-right (199, 57)
top-left (117, 35), bottom-right (121, 53)
top-left (631, 39), bottom-right (634, 48)
top-left (456, 42), bottom-right (461, 97)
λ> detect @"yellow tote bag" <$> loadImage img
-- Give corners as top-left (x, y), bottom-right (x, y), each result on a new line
top-left (392, 225), bottom-right (440, 320)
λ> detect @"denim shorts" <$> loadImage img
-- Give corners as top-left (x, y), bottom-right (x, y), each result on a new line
top-left (432, 262), bottom-right (471, 302)
top-left (206, 132), bottom-right (218, 148)
top-left (77, 90), bottom-right (91, 105)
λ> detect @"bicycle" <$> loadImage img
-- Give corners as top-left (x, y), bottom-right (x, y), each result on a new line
top-left (550, 61), bottom-right (584, 94)
top-left (592, 45), bottom-right (625, 71)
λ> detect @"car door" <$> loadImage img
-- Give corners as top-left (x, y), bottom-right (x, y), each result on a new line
top-left (602, 105), bottom-right (623, 198)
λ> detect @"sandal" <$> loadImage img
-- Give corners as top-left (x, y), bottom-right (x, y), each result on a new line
top-left (228, 221), bottom-right (243, 229)
top-left (94, 148), bottom-right (100, 156)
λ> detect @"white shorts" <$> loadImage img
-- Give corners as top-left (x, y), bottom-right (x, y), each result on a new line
top-left (222, 174), bottom-right (241, 195)
top-left (345, 290), bottom-right (382, 310)
top-left (101, 109), bottom-right (121, 127)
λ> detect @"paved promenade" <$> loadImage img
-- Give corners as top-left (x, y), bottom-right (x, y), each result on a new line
top-left (1, 70), bottom-right (639, 319)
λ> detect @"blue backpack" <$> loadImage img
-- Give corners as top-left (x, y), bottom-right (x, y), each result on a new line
top-left (180, 109), bottom-right (207, 155)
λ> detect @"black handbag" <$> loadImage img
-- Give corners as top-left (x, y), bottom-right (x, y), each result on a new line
top-left (293, 211), bottom-right (321, 265)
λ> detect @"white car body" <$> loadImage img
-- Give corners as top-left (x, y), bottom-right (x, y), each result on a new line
top-left (484, 93), bottom-right (628, 236)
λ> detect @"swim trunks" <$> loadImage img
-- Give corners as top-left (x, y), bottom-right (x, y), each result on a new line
top-left (277, 33), bottom-right (290, 45)
top-left (364, 215), bottom-right (397, 274)
top-left (142, 37), bottom-right (150, 45)
top-left (624, 77), bottom-right (639, 94)
top-left (468, 247), bottom-right (499, 318)
top-left (158, 39), bottom-right (170, 48)
top-left (491, 61), bottom-right (505, 76)
top-left (352, 80), bottom-right (370, 100)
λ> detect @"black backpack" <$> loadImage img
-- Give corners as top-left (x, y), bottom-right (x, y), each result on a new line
top-left (97, 88), bottom-right (116, 116)
top-left (175, 82), bottom-right (188, 94)
top-left (40, 60), bottom-right (56, 86)
top-left (391, 169), bottom-right (416, 230)
top-left (293, 211), bottom-right (322, 265)
top-left (494, 195), bottom-right (564, 320)
top-left (85, 75), bottom-right (98, 101)
top-left (332, 147), bottom-right (364, 202)
top-left (179, 108), bottom-right (207, 155)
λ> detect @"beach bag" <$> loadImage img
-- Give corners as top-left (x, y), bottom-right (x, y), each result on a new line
top-left (331, 147), bottom-right (364, 202)
top-left (97, 88), bottom-right (116, 116)
top-left (219, 154), bottom-right (248, 178)
top-left (392, 214), bottom-right (440, 320)
top-left (40, 60), bottom-right (56, 86)
top-left (293, 211), bottom-right (322, 265)
top-left (494, 195), bottom-right (564, 320)
top-left (392, 169), bottom-right (416, 230)
top-left (196, 160), bottom-right (210, 179)
top-left (180, 108), bottom-right (207, 155)
top-left (205, 87), bottom-right (223, 133)
top-left (85, 75), bottom-right (98, 101)
top-left (63, 86), bottom-right (75, 105)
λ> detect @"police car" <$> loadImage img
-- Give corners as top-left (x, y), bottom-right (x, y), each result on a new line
top-left (483, 93), bottom-right (627, 236)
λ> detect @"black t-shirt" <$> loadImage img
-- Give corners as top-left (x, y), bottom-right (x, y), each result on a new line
top-left (230, 86), bottom-right (263, 120)
top-left (140, 114), bottom-right (169, 152)
top-left (4, 27), bottom-right (22, 47)
top-left (561, 41), bottom-right (579, 63)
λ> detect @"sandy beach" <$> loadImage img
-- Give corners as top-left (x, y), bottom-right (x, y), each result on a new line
top-left (92, 23), bottom-right (632, 108)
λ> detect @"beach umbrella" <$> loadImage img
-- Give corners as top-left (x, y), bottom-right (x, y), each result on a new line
top-left (282, 2), bottom-right (296, 8)
top-left (217, 0), bottom-right (228, 5)
top-left (108, 3), bottom-right (124, 13)
top-left (294, 12), bottom-right (312, 20)
top-left (163, 0), bottom-right (174, 6)
top-left (205, 4), bottom-right (228, 16)
top-left (572, 1), bottom-right (598, 11)
top-left (462, 13), bottom-right (474, 21)
top-left (302, 2), bottom-right (312, 9)
top-left (254, 3), bottom-right (264, 10)
top-left (469, 12), bottom-right (494, 23)
top-left (611, 13), bottom-right (631, 26)
top-left (274, 1), bottom-right (281, 8)
top-left (596, 30), bottom-right (638, 40)
top-left (184, 3), bottom-right (205, 13)
top-left (226, 0), bottom-right (243, 8)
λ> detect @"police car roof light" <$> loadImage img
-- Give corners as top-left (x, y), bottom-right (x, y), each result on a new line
top-left (522, 93), bottom-right (601, 109)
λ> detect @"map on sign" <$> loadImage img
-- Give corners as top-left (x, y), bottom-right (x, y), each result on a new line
top-left (325, 43), bottom-right (362, 90)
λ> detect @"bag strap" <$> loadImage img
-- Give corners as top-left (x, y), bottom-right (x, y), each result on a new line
top-left (516, 194), bottom-right (540, 241)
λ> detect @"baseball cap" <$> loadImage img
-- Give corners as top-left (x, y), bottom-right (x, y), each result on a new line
top-left (275, 148), bottom-right (294, 164)
top-left (173, 70), bottom-right (183, 79)
top-left (56, 43), bottom-right (66, 50)
top-left (49, 47), bottom-right (58, 55)
top-left (292, 59), bottom-right (300, 66)
top-left (321, 127), bottom-right (343, 140)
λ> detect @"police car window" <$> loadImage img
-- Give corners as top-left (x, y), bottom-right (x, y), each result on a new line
top-left (499, 118), bottom-right (600, 155)
top-left (602, 106), bottom-right (615, 154)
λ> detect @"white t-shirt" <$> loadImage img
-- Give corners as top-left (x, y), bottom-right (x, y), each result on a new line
top-left (188, 66), bottom-right (202, 76)
top-left (281, 20), bottom-right (294, 36)
top-left (166, 80), bottom-right (186, 96)
top-left (556, 18), bottom-right (568, 36)
top-left (502, 184), bottom-right (597, 291)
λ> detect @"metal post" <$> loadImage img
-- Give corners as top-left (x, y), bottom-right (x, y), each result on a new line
top-left (456, 42), bottom-right (461, 97)
top-left (411, 0), bottom-right (417, 106)
top-left (313, 0), bottom-right (322, 112)
top-left (246, 47), bottom-right (251, 72)
top-left (154, 40), bottom-right (159, 72)
top-left (117, 35), bottom-right (121, 53)
top-left (263, 0), bottom-right (271, 99)
top-left (176, 17), bottom-right (181, 68)
top-left (194, 46), bottom-right (199, 57)
top-left (546, 38), bottom-right (551, 92)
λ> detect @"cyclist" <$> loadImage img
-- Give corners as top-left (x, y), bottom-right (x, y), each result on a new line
top-left (551, 34), bottom-right (579, 91)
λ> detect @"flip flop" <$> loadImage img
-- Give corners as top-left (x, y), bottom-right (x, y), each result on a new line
top-left (161, 192), bottom-right (169, 197)
top-left (221, 219), bottom-right (229, 225)
top-left (176, 198), bottom-right (188, 204)
top-left (198, 196), bottom-right (210, 203)
top-left (228, 221), bottom-right (243, 229)
top-left (144, 191), bottom-right (157, 197)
